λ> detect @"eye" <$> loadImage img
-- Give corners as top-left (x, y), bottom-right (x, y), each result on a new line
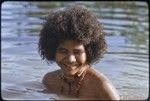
top-left (57, 48), bottom-right (68, 54)
top-left (74, 50), bottom-right (85, 56)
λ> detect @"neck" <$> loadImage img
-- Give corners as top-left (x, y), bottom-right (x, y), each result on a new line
top-left (60, 65), bottom-right (90, 96)
top-left (63, 74), bottom-right (75, 81)
top-left (61, 64), bottom-right (89, 83)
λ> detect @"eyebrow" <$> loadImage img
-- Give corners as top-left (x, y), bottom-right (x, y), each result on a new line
top-left (57, 47), bottom-right (84, 52)
top-left (73, 49), bottom-right (85, 52)
top-left (57, 47), bottom-right (67, 51)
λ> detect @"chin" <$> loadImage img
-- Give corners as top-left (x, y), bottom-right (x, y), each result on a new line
top-left (64, 71), bottom-right (76, 77)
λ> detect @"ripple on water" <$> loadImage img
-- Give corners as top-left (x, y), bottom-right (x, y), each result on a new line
top-left (2, 1), bottom-right (148, 100)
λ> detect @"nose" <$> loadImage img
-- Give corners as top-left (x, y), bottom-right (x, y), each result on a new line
top-left (66, 54), bottom-right (76, 64)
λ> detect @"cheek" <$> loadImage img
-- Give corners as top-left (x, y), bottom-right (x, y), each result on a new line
top-left (55, 53), bottom-right (64, 63)
top-left (78, 53), bottom-right (87, 64)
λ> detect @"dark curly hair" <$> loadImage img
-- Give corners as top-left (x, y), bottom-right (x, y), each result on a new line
top-left (38, 5), bottom-right (107, 64)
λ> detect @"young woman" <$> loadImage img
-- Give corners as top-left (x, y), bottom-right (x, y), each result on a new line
top-left (38, 5), bottom-right (120, 100)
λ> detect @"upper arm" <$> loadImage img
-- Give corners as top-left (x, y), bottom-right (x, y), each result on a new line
top-left (42, 72), bottom-right (54, 89)
top-left (100, 81), bottom-right (120, 100)
top-left (93, 70), bottom-right (120, 100)
top-left (42, 73), bottom-right (49, 85)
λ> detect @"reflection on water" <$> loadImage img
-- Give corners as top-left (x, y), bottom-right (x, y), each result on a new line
top-left (1, 1), bottom-right (149, 100)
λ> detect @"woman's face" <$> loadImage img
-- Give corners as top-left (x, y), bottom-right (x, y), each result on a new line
top-left (55, 40), bottom-right (87, 77)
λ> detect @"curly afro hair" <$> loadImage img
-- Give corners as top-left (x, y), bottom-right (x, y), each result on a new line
top-left (38, 5), bottom-right (107, 64)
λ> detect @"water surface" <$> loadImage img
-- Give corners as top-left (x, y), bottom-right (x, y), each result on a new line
top-left (1, 1), bottom-right (149, 100)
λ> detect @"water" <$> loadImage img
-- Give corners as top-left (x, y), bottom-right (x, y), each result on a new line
top-left (1, 1), bottom-right (149, 100)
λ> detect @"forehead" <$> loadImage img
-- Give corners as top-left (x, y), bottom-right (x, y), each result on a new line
top-left (58, 40), bottom-right (85, 50)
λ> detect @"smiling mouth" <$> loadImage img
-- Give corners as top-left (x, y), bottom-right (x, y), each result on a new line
top-left (62, 64), bottom-right (78, 69)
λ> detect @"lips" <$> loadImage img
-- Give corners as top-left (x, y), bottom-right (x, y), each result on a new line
top-left (63, 64), bottom-right (75, 68)
top-left (61, 63), bottom-right (78, 70)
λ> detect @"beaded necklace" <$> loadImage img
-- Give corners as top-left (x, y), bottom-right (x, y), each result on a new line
top-left (60, 66), bottom-right (88, 97)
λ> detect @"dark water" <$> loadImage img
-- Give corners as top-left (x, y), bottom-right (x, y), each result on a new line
top-left (1, 1), bottom-right (149, 100)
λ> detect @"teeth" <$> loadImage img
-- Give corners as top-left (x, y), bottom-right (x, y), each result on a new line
top-left (61, 63), bottom-right (79, 68)
top-left (65, 64), bottom-right (75, 67)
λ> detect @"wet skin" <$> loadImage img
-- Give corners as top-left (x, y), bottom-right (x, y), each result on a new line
top-left (42, 40), bottom-right (120, 100)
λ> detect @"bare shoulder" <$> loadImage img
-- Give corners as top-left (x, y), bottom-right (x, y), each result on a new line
top-left (42, 69), bottom-right (61, 88)
top-left (87, 68), bottom-right (120, 100)
top-left (87, 68), bottom-right (109, 83)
